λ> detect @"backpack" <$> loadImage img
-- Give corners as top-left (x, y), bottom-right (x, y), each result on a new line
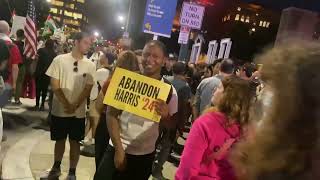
top-left (0, 43), bottom-right (14, 81)
top-left (163, 77), bottom-right (173, 104)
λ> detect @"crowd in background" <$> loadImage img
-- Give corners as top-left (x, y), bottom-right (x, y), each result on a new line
top-left (0, 18), bottom-right (320, 180)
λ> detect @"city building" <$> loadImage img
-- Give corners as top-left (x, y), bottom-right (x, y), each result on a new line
top-left (220, 1), bottom-right (280, 34)
top-left (48, 0), bottom-right (89, 32)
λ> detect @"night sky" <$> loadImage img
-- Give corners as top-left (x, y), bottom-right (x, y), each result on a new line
top-left (87, 0), bottom-right (320, 39)
top-left (1, 0), bottom-right (320, 39)
top-left (242, 0), bottom-right (320, 11)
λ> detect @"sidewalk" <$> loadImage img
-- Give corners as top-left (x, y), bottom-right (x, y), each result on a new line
top-left (0, 98), bottom-right (96, 179)
top-left (1, 98), bottom-right (179, 180)
top-left (30, 132), bottom-right (96, 180)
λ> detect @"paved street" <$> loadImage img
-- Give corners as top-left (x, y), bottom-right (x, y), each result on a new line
top-left (0, 98), bottom-right (180, 180)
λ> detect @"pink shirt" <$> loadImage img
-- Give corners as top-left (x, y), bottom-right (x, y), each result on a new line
top-left (176, 112), bottom-right (240, 180)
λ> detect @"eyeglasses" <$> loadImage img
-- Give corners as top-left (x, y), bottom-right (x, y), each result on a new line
top-left (73, 61), bottom-right (78, 72)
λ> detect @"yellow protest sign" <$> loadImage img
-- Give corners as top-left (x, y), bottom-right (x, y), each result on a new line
top-left (103, 68), bottom-right (171, 122)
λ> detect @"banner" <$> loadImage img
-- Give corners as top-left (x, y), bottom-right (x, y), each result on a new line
top-left (178, 26), bottom-right (190, 44)
top-left (180, 2), bottom-right (205, 30)
top-left (10, 16), bottom-right (26, 38)
top-left (104, 68), bottom-right (171, 122)
top-left (142, 0), bottom-right (178, 38)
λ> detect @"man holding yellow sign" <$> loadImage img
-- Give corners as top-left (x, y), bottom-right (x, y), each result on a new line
top-left (95, 40), bottom-right (178, 180)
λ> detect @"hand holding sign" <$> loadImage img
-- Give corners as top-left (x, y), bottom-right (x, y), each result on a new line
top-left (154, 99), bottom-right (169, 120)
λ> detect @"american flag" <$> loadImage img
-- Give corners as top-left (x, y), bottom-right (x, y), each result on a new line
top-left (24, 0), bottom-right (37, 59)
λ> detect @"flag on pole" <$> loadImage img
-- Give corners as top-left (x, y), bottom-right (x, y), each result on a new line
top-left (24, 0), bottom-right (37, 59)
top-left (42, 14), bottom-right (57, 36)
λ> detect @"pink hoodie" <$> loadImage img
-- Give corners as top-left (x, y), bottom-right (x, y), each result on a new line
top-left (175, 112), bottom-right (240, 180)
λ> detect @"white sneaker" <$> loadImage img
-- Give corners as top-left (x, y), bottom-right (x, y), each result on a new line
top-left (81, 139), bottom-right (94, 146)
top-left (40, 168), bottom-right (61, 180)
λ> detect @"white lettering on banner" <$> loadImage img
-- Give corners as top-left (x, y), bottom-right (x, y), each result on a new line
top-left (147, 4), bottom-right (164, 18)
top-left (180, 2), bottom-right (205, 30)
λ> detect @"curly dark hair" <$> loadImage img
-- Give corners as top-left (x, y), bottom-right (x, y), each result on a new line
top-left (231, 41), bottom-right (320, 180)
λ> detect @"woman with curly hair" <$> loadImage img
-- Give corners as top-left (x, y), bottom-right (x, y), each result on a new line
top-left (176, 75), bottom-right (253, 180)
top-left (231, 42), bottom-right (320, 180)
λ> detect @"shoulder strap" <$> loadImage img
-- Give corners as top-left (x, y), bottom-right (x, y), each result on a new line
top-left (163, 77), bottom-right (173, 104)
top-left (205, 138), bottom-right (236, 164)
top-left (204, 114), bottom-right (239, 164)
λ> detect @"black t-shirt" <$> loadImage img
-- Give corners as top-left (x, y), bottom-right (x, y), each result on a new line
top-left (166, 76), bottom-right (192, 129)
top-left (35, 48), bottom-right (57, 76)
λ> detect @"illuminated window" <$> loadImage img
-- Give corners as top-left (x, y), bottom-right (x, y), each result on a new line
top-left (240, 15), bottom-right (245, 22)
top-left (64, 10), bottom-right (73, 17)
top-left (77, 0), bottom-right (85, 3)
top-left (263, 21), bottom-right (267, 27)
top-left (237, 7), bottom-right (241, 11)
top-left (50, 8), bottom-right (58, 14)
top-left (259, 21), bottom-right (263, 26)
top-left (64, 19), bottom-right (80, 26)
top-left (66, 4), bottom-right (75, 9)
top-left (74, 13), bottom-right (83, 19)
top-left (245, 16), bottom-right (250, 23)
top-left (227, 14), bottom-right (230, 20)
top-left (51, 0), bottom-right (63, 6)
top-left (266, 22), bottom-right (270, 28)
top-left (235, 14), bottom-right (240, 21)
top-left (223, 17), bottom-right (227, 22)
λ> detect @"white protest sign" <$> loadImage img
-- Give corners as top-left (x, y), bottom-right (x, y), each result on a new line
top-left (178, 26), bottom-right (190, 44)
top-left (180, 3), bottom-right (205, 30)
top-left (10, 16), bottom-right (26, 38)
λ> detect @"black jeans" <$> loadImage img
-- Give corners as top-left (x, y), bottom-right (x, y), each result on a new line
top-left (94, 113), bottom-right (110, 169)
top-left (153, 127), bottom-right (177, 176)
top-left (94, 145), bottom-right (155, 180)
top-left (35, 75), bottom-right (50, 107)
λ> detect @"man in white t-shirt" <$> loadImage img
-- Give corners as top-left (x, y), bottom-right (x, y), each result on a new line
top-left (41, 32), bottom-right (96, 180)
top-left (94, 41), bottom-right (178, 180)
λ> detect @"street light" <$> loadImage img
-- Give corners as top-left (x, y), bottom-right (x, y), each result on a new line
top-left (94, 31), bottom-right (99, 37)
top-left (118, 15), bottom-right (125, 23)
top-left (121, 26), bottom-right (125, 30)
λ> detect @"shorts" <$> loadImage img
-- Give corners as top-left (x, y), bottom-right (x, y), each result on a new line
top-left (50, 115), bottom-right (86, 141)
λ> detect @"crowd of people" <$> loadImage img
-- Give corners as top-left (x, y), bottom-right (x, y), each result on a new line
top-left (0, 17), bottom-right (320, 180)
